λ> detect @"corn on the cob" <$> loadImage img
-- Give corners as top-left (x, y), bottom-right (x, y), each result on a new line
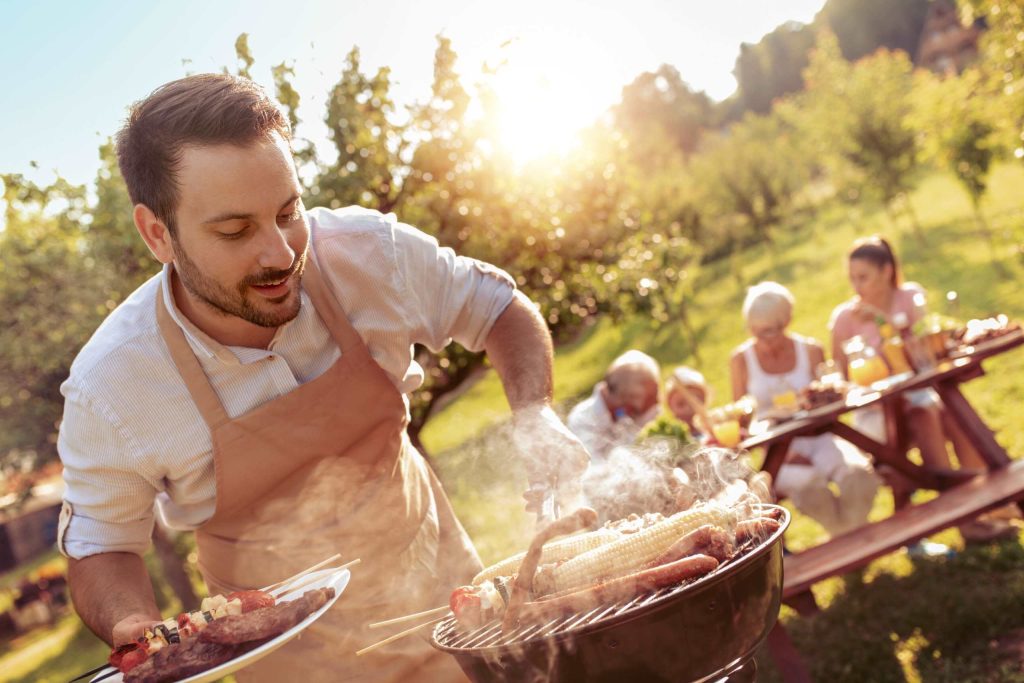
top-left (472, 528), bottom-right (621, 585)
top-left (547, 502), bottom-right (736, 594)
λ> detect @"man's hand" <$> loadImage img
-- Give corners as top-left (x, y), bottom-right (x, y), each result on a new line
top-left (112, 613), bottom-right (161, 647)
top-left (513, 405), bottom-right (590, 512)
top-left (68, 552), bottom-right (160, 647)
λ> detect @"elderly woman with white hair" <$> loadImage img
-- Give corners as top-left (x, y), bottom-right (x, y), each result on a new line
top-left (729, 282), bottom-right (879, 537)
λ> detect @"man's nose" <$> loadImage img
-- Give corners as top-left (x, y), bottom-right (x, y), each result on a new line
top-left (258, 225), bottom-right (296, 271)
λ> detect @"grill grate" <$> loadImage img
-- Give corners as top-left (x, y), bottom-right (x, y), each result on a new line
top-left (434, 535), bottom-right (764, 652)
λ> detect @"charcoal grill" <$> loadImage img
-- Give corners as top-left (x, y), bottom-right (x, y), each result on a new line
top-left (432, 504), bottom-right (789, 683)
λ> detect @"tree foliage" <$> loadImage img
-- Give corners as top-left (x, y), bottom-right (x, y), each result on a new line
top-left (733, 22), bottom-right (816, 115)
top-left (962, 0), bottom-right (1024, 160)
top-left (5, 10), bottom-right (1024, 470)
top-left (795, 31), bottom-right (921, 229)
top-left (818, 0), bottom-right (931, 61)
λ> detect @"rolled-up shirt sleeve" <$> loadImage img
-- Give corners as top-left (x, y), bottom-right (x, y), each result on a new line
top-left (58, 391), bottom-right (159, 559)
top-left (394, 222), bottom-right (516, 352)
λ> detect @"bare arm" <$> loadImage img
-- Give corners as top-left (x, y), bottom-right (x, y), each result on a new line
top-left (807, 340), bottom-right (826, 373)
top-left (68, 552), bottom-right (160, 646)
top-left (831, 333), bottom-right (848, 380)
top-left (729, 350), bottom-right (749, 401)
top-left (483, 291), bottom-right (553, 411)
top-left (484, 291), bottom-right (589, 506)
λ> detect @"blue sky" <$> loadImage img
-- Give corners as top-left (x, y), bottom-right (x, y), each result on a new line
top-left (0, 0), bottom-right (825, 187)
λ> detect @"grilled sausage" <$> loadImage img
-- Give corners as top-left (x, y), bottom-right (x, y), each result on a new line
top-left (501, 507), bottom-right (598, 631)
top-left (646, 524), bottom-right (735, 567)
top-left (735, 517), bottom-right (781, 545)
top-left (518, 554), bottom-right (719, 622)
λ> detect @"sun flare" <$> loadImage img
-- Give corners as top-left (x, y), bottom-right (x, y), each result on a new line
top-left (481, 31), bottom-right (612, 164)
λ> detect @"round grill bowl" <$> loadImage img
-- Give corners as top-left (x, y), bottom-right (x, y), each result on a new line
top-left (432, 504), bottom-right (790, 683)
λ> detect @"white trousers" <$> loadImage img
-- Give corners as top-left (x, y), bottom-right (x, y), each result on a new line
top-left (774, 434), bottom-right (879, 536)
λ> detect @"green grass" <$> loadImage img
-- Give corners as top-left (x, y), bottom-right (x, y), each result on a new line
top-left (428, 163), bottom-right (1024, 680)
top-left (4, 164), bottom-right (1024, 682)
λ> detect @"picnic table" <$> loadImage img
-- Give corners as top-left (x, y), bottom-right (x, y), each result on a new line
top-left (741, 328), bottom-right (1024, 682)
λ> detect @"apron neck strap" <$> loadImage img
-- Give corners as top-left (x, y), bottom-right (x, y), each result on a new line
top-left (301, 251), bottom-right (367, 355)
top-left (156, 281), bottom-right (231, 430)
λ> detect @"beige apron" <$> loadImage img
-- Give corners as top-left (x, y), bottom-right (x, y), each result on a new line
top-left (155, 254), bottom-right (481, 682)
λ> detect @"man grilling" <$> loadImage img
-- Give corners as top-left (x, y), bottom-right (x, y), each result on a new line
top-left (58, 73), bottom-right (589, 682)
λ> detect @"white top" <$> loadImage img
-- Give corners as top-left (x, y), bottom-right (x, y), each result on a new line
top-left (567, 384), bottom-right (659, 463)
top-left (57, 206), bottom-right (516, 560)
top-left (741, 335), bottom-right (814, 413)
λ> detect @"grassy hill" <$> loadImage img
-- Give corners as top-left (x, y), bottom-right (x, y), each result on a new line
top-left (426, 164), bottom-right (1024, 682)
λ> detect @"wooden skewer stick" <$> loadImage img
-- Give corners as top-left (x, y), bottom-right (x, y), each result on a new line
top-left (271, 558), bottom-right (362, 598)
top-left (355, 616), bottom-right (446, 656)
top-left (262, 553), bottom-right (343, 593)
top-left (369, 605), bottom-right (449, 630)
top-left (676, 384), bottom-right (716, 438)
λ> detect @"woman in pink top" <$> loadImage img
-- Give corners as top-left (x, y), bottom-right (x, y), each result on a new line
top-left (829, 236), bottom-right (985, 504)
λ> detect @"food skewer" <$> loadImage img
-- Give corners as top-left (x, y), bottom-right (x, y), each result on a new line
top-left (70, 555), bottom-right (357, 682)
top-left (67, 662), bottom-right (111, 682)
top-left (674, 384), bottom-right (716, 439)
top-left (368, 604), bottom-right (450, 630)
top-left (355, 616), bottom-right (447, 656)
top-left (270, 558), bottom-right (361, 598)
top-left (261, 553), bottom-right (343, 593)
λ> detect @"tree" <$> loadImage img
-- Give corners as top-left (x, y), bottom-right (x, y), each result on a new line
top-left (910, 68), bottom-right (1000, 257)
top-left (818, 0), bottom-right (931, 61)
top-left (693, 110), bottom-right (810, 247)
top-left (733, 22), bottom-right (816, 115)
top-left (962, 0), bottom-right (1024, 161)
top-left (797, 31), bottom-right (923, 238)
top-left (317, 47), bottom-right (409, 212)
top-left (0, 174), bottom-right (102, 472)
top-left (613, 65), bottom-right (715, 157)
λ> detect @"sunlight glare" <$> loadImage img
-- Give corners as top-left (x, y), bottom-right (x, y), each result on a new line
top-left (482, 30), bottom-right (612, 165)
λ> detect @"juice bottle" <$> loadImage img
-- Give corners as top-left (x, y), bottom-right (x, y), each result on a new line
top-left (893, 312), bottom-right (935, 372)
top-left (844, 335), bottom-right (890, 387)
top-left (878, 320), bottom-right (912, 375)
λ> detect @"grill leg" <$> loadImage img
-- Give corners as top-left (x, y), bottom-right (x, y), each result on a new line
top-left (767, 623), bottom-right (812, 683)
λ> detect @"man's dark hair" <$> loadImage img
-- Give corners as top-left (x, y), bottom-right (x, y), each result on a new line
top-left (115, 73), bottom-right (291, 235)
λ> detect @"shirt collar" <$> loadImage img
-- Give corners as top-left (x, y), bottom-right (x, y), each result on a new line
top-left (159, 265), bottom-right (241, 366)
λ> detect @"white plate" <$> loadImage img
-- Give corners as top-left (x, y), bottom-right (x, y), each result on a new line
top-left (93, 567), bottom-right (350, 683)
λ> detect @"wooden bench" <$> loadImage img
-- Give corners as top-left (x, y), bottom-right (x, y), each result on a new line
top-left (766, 459), bottom-right (1024, 682)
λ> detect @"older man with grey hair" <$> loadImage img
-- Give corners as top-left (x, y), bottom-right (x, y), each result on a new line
top-left (567, 350), bottom-right (661, 462)
top-left (730, 281), bottom-right (879, 537)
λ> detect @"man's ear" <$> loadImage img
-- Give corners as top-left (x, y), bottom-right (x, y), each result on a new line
top-left (133, 204), bottom-right (174, 264)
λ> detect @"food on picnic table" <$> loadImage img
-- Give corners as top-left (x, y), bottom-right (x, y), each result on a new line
top-left (113, 587), bottom-right (332, 682)
top-left (448, 503), bottom-right (783, 631)
top-left (798, 379), bottom-right (847, 410)
top-left (954, 315), bottom-right (1021, 346)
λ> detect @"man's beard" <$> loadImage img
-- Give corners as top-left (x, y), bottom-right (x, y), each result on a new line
top-left (172, 242), bottom-right (308, 328)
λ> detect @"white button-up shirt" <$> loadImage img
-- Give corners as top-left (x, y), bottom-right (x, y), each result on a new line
top-left (58, 206), bottom-right (516, 560)
top-left (566, 384), bottom-right (659, 463)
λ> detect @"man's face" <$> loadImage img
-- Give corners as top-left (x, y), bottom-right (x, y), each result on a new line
top-left (606, 374), bottom-right (659, 419)
top-left (171, 133), bottom-right (309, 329)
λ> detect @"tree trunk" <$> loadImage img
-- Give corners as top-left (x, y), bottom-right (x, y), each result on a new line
top-left (973, 199), bottom-right (1006, 273)
top-left (899, 192), bottom-right (925, 244)
top-left (677, 303), bottom-right (701, 365)
top-left (152, 525), bottom-right (200, 612)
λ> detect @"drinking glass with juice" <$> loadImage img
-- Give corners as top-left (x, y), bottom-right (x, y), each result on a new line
top-left (712, 419), bottom-right (741, 448)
